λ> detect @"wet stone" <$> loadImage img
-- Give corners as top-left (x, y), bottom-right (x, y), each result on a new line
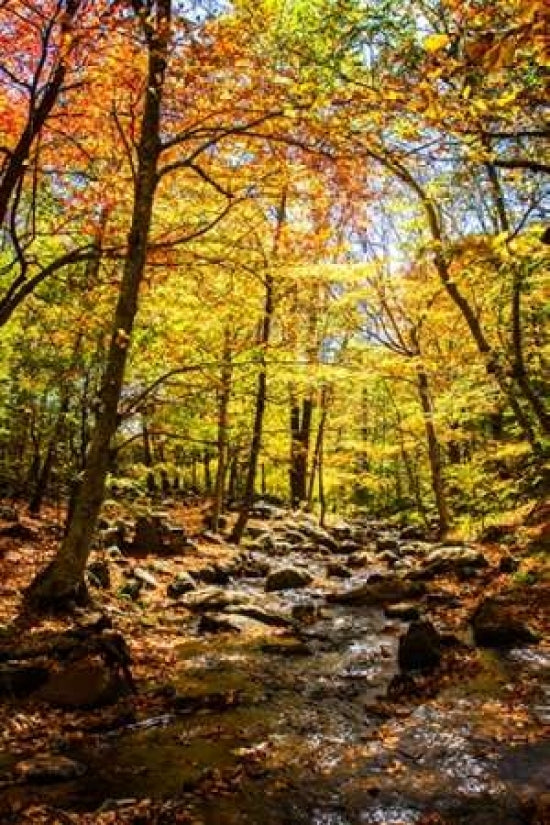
top-left (167, 572), bottom-right (196, 598)
top-left (195, 564), bottom-right (231, 585)
top-left (265, 567), bottom-right (313, 591)
top-left (327, 576), bottom-right (425, 606)
top-left (38, 656), bottom-right (128, 709)
top-left (132, 566), bottom-right (157, 589)
top-left (384, 603), bottom-right (421, 621)
top-left (398, 620), bottom-right (442, 672)
top-left (14, 755), bottom-right (87, 784)
top-left (472, 596), bottom-right (538, 648)
top-left (198, 613), bottom-right (268, 635)
top-left (327, 562), bottom-right (352, 579)
top-left (87, 559), bottom-right (111, 589)
top-left (120, 578), bottom-right (143, 600)
top-left (0, 663), bottom-right (49, 697)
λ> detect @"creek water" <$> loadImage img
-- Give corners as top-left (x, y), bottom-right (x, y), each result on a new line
top-left (3, 540), bottom-right (550, 823)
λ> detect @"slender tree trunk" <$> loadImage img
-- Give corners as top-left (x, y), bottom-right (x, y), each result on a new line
top-left (230, 188), bottom-right (287, 544)
top-left (389, 391), bottom-right (428, 525)
top-left (307, 387), bottom-right (328, 510)
top-left (203, 450), bottom-right (212, 494)
top-left (289, 394), bottom-right (313, 508)
top-left (211, 334), bottom-right (232, 532)
top-left (230, 274), bottom-right (273, 544)
top-left (415, 366), bottom-right (449, 535)
top-left (142, 416), bottom-right (157, 495)
top-left (28, 394), bottom-right (70, 516)
top-left (25, 2), bottom-right (171, 609)
top-left (318, 424), bottom-right (326, 527)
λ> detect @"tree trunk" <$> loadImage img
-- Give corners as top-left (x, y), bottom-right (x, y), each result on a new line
top-left (211, 334), bottom-right (232, 532)
top-left (416, 366), bottom-right (449, 535)
top-left (28, 394), bottom-right (70, 516)
top-left (230, 274), bottom-right (273, 544)
top-left (307, 387), bottom-right (328, 510)
top-left (142, 416), bottom-right (157, 495)
top-left (289, 394), bottom-right (313, 508)
top-left (25, 2), bottom-right (171, 610)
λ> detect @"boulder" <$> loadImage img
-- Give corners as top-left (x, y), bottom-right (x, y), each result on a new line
top-left (327, 575), bottom-right (425, 606)
top-left (291, 602), bottom-right (319, 624)
top-left (347, 552), bottom-right (374, 568)
top-left (376, 535), bottom-right (400, 553)
top-left (335, 540), bottom-right (362, 555)
top-left (198, 613), bottom-right (268, 635)
top-left (38, 656), bottom-right (128, 708)
top-left (202, 530), bottom-right (226, 545)
top-left (224, 604), bottom-right (292, 627)
top-left (499, 555), bottom-right (519, 574)
top-left (331, 521), bottom-right (354, 541)
top-left (131, 515), bottom-right (165, 555)
top-left (131, 566), bottom-right (157, 589)
top-left (400, 525), bottom-right (427, 541)
top-left (260, 638), bottom-right (311, 656)
top-left (265, 567), bottom-right (313, 591)
top-left (87, 559), bottom-right (111, 589)
top-left (250, 500), bottom-right (286, 519)
top-left (472, 596), bottom-right (538, 648)
top-left (327, 562), bottom-right (352, 579)
top-left (0, 521), bottom-right (39, 541)
top-left (179, 587), bottom-right (253, 613)
top-left (119, 578), bottom-right (143, 600)
top-left (99, 525), bottom-right (125, 548)
top-left (281, 528), bottom-right (308, 546)
top-left (384, 602), bottom-right (421, 621)
top-left (14, 754), bottom-right (86, 784)
top-left (236, 556), bottom-right (271, 578)
top-left (0, 505), bottom-right (18, 521)
top-left (0, 664), bottom-right (49, 697)
top-left (398, 620), bottom-right (441, 672)
top-left (408, 546), bottom-right (488, 580)
top-left (167, 572), bottom-right (196, 598)
top-left (296, 523), bottom-right (339, 551)
top-left (195, 564), bottom-right (231, 585)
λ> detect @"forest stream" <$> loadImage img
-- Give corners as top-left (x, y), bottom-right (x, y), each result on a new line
top-left (1, 513), bottom-right (548, 825)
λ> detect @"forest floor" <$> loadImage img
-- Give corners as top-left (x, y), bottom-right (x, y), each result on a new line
top-left (0, 501), bottom-right (548, 825)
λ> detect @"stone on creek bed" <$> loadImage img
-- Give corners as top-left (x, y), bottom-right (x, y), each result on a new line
top-left (408, 545), bottom-right (489, 580)
top-left (0, 663), bottom-right (50, 697)
top-left (384, 602), bottom-right (422, 621)
top-left (37, 655), bottom-right (129, 709)
top-left (327, 575), bottom-right (425, 605)
top-left (398, 620), bottom-right (442, 672)
top-left (471, 595), bottom-right (539, 648)
top-left (167, 572), bottom-right (196, 598)
top-left (198, 613), bottom-right (270, 635)
top-left (14, 754), bottom-right (87, 784)
top-left (178, 587), bottom-right (265, 613)
top-left (265, 567), bottom-right (313, 591)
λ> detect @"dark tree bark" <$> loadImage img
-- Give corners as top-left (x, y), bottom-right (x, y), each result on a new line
top-left (25, 1), bottom-right (171, 609)
top-left (307, 386), bottom-right (329, 511)
top-left (142, 416), bottom-right (157, 495)
top-left (230, 273), bottom-right (273, 544)
top-left (416, 366), bottom-right (449, 536)
top-left (289, 394), bottom-right (313, 507)
top-left (211, 334), bottom-right (232, 532)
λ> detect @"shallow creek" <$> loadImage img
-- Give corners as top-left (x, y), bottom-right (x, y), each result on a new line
top-left (3, 543), bottom-right (550, 823)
